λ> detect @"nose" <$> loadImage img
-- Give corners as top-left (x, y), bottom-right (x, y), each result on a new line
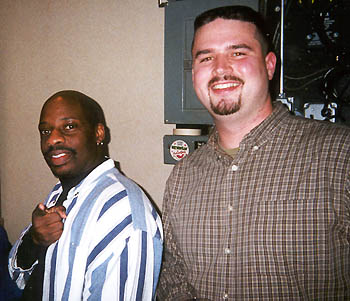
top-left (46, 129), bottom-right (65, 146)
top-left (213, 54), bottom-right (232, 76)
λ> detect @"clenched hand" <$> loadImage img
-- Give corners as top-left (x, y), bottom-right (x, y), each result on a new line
top-left (31, 203), bottom-right (67, 247)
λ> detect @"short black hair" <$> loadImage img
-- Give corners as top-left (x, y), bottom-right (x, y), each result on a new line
top-left (192, 5), bottom-right (272, 54)
top-left (45, 90), bottom-right (107, 129)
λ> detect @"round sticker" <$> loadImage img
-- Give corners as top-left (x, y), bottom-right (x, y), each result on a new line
top-left (170, 140), bottom-right (189, 161)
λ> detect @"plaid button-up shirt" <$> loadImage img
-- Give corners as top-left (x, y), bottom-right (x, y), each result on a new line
top-left (158, 102), bottom-right (350, 300)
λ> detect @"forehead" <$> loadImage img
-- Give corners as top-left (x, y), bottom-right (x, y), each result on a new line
top-left (40, 96), bottom-right (87, 122)
top-left (193, 18), bottom-right (259, 52)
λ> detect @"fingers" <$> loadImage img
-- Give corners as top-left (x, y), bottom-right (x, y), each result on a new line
top-left (33, 203), bottom-right (67, 221)
top-left (32, 224), bottom-right (64, 247)
top-left (46, 205), bottom-right (67, 219)
top-left (31, 221), bottom-right (64, 246)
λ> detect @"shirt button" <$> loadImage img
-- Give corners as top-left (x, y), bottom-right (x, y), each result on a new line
top-left (228, 205), bottom-right (233, 212)
top-left (252, 145), bottom-right (259, 151)
top-left (231, 164), bottom-right (238, 171)
top-left (223, 293), bottom-right (229, 299)
top-left (224, 248), bottom-right (231, 255)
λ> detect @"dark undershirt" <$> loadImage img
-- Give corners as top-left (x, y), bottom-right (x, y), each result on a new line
top-left (17, 159), bottom-right (106, 300)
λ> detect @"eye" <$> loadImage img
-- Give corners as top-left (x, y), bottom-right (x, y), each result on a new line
top-left (40, 129), bottom-right (51, 136)
top-left (64, 123), bottom-right (76, 130)
top-left (199, 56), bottom-right (213, 63)
top-left (231, 51), bottom-right (245, 57)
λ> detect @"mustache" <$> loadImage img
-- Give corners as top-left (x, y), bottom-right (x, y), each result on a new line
top-left (44, 145), bottom-right (77, 157)
top-left (208, 75), bottom-right (244, 87)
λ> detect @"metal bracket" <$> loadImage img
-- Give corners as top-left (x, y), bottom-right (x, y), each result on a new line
top-left (304, 102), bottom-right (337, 122)
top-left (277, 96), bottom-right (294, 112)
top-left (158, 0), bottom-right (168, 8)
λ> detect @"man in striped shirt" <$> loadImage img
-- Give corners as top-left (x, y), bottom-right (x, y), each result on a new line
top-left (9, 90), bottom-right (163, 300)
top-left (158, 5), bottom-right (350, 300)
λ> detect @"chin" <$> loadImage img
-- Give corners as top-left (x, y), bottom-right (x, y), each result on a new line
top-left (49, 166), bottom-right (74, 180)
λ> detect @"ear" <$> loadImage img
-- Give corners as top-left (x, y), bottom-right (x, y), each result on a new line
top-left (265, 51), bottom-right (277, 80)
top-left (95, 123), bottom-right (105, 145)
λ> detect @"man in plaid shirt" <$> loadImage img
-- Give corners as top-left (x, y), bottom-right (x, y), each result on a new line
top-left (158, 5), bottom-right (350, 300)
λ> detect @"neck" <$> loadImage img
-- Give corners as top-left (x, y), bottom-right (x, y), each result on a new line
top-left (59, 157), bottom-right (106, 192)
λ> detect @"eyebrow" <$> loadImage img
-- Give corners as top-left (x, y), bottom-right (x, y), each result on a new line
top-left (194, 43), bottom-right (253, 59)
top-left (38, 117), bottom-right (79, 126)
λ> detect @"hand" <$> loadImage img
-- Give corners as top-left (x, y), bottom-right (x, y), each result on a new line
top-left (31, 203), bottom-right (67, 247)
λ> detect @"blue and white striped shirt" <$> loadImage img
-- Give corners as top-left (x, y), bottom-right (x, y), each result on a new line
top-left (9, 159), bottom-right (163, 300)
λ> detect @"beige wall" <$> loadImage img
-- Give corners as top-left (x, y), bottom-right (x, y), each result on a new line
top-left (0, 0), bottom-right (174, 243)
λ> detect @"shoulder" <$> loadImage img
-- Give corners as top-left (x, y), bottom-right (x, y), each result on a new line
top-left (268, 110), bottom-right (350, 176)
top-left (168, 127), bottom-right (225, 184)
top-left (76, 163), bottom-right (162, 241)
top-left (270, 103), bottom-right (350, 148)
top-left (164, 140), bottom-right (218, 204)
top-left (173, 137), bottom-right (216, 171)
top-left (108, 169), bottom-right (162, 235)
top-left (281, 113), bottom-right (350, 147)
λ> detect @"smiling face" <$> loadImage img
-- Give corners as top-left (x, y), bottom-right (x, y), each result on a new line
top-left (192, 18), bottom-right (276, 121)
top-left (38, 96), bottom-right (105, 180)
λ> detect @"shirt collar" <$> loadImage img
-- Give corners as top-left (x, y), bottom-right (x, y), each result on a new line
top-left (207, 101), bottom-right (291, 150)
top-left (64, 158), bottom-right (115, 199)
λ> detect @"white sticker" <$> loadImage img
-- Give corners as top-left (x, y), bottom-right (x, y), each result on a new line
top-left (170, 140), bottom-right (189, 161)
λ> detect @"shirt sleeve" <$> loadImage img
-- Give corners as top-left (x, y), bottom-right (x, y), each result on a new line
top-left (157, 182), bottom-right (196, 300)
top-left (8, 225), bottom-right (38, 290)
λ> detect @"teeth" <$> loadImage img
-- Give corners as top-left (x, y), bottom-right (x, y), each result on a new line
top-left (52, 153), bottom-right (66, 159)
top-left (213, 83), bottom-right (240, 89)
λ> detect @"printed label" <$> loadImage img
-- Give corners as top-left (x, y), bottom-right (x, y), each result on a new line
top-left (170, 140), bottom-right (189, 161)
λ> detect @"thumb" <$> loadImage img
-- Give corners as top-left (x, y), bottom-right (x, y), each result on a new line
top-left (38, 203), bottom-right (47, 211)
top-left (33, 203), bottom-right (48, 216)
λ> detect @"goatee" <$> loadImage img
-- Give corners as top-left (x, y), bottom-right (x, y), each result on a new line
top-left (209, 91), bottom-right (242, 116)
top-left (208, 75), bottom-right (244, 115)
